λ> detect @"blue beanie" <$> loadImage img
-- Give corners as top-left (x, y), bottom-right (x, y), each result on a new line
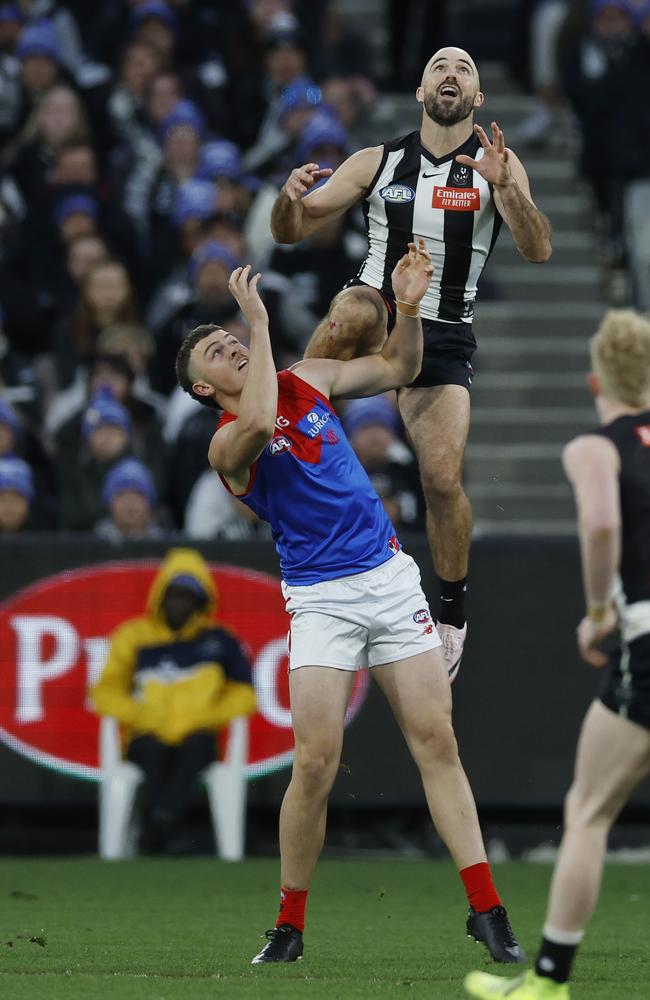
top-left (279, 76), bottom-right (322, 121)
top-left (158, 99), bottom-right (206, 144)
top-left (54, 194), bottom-right (99, 226)
top-left (0, 397), bottom-right (21, 437)
top-left (344, 397), bottom-right (401, 437)
top-left (173, 179), bottom-right (218, 226)
top-left (16, 19), bottom-right (60, 62)
top-left (102, 459), bottom-right (157, 508)
top-left (0, 5), bottom-right (24, 24)
top-left (0, 455), bottom-right (34, 502)
top-left (188, 240), bottom-right (239, 282)
top-left (82, 389), bottom-right (132, 439)
top-left (131, 0), bottom-right (177, 31)
top-left (296, 112), bottom-right (347, 164)
top-left (196, 140), bottom-right (243, 182)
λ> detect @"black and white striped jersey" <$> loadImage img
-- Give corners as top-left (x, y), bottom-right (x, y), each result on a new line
top-left (357, 130), bottom-right (503, 324)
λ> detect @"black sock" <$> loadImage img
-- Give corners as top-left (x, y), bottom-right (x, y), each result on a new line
top-left (437, 577), bottom-right (467, 628)
top-left (535, 935), bottom-right (579, 985)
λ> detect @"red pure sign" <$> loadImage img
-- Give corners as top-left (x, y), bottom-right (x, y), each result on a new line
top-left (0, 562), bottom-right (368, 781)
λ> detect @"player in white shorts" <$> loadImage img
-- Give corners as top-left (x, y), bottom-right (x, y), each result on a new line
top-left (174, 241), bottom-right (525, 967)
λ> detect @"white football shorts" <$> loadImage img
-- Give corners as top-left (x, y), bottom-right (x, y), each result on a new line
top-left (282, 550), bottom-right (441, 671)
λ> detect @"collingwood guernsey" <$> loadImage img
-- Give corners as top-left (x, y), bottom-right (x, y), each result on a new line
top-left (357, 130), bottom-right (503, 324)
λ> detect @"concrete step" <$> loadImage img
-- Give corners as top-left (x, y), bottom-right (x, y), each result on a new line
top-left (465, 442), bottom-right (565, 484)
top-left (469, 411), bottom-right (593, 444)
top-left (492, 230), bottom-right (595, 268)
top-left (473, 302), bottom-right (605, 346)
top-left (488, 264), bottom-right (602, 303)
top-left (473, 517), bottom-right (577, 537)
top-left (471, 376), bottom-right (591, 409)
top-left (469, 491), bottom-right (576, 522)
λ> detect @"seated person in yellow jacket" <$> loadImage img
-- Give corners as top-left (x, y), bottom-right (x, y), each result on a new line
top-left (91, 547), bottom-right (256, 853)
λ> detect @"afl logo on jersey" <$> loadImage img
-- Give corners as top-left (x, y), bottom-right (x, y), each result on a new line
top-left (268, 436), bottom-right (292, 456)
top-left (379, 184), bottom-right (415, 204)
top-left (412, 608), bottom-right (431, 624)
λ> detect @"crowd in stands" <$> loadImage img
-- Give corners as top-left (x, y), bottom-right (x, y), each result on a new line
top-left (0, 0), bottom-right (426, 539)
top-left (3, 1), bottom-right (646, 541)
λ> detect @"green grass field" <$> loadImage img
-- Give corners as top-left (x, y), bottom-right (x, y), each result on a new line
top-left (0, 858), bottom-right (648, 999)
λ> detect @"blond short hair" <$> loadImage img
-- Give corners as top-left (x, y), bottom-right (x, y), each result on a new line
top-left (590, 309), bottom-right (650, 407)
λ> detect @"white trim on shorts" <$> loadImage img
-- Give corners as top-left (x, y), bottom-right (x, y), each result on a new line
top-left (282, 550), bottom-right (441, 671)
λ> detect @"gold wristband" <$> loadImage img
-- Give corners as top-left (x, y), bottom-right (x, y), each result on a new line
top-left (587, 603), bottom-right (609, 624)
top-left (396, 300), bottom-right (420, 318)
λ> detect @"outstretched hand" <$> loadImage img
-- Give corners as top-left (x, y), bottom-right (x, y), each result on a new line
top-left (228, 265), bottom-right (268, 327)
top-left (282, 162), bottom-right (334, 202)
top-left (391, 238), bottom-right (434, 306)
top-left (576, 605), bottom-right (618, 668)
top-left (456, 122), bottom-right (513, 189)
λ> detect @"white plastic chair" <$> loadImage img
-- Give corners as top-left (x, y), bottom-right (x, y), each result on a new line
top-left (98, 715), bottom-right (249, 861)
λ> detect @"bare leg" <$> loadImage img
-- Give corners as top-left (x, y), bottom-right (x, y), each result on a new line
top-left (546, 700), bottom-right (650, 933)
top-left (399, 385), bottom-right (472, 582)
top-left (303, 286), bottom-right (388, 361)
top-left (372, 648), bottom-right (486, 869)
top-left (279, 666), bottom-right (355, 888)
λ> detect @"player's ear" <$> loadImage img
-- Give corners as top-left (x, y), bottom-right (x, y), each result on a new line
top-left (473, 90), bottom-right (484, 109)
top-left (193, 381), bottom-right (214, 399)
top-left (586, 372), bottom-right (600, 398)
top-left (415, 85), bottom-right (424, 104)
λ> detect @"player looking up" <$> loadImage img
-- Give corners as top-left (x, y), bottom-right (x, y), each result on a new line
top-left (175, 242), bottom-right (526, 966)
top-left (271, 46), bottom-right (552, 678)
top-left (464, 309), bottom-right (650, 1000)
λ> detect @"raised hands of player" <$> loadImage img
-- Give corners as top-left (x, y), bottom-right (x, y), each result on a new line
top-left (576, 605), bottom-right (618, 668)
top-left (390, 238), bottom-right (434, 307)
top-left (228, 265), bottom-right (268, 328)
top-left (456, 122), bottom-right (513, 189)
top-left (282, 162), bottom-right (334, 202)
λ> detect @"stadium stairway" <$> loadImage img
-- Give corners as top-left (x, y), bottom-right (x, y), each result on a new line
top-left (358, 62), bottom-right (605, 536)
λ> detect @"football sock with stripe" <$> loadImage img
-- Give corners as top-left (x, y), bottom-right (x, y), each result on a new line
top-left (459, 861), bottom-right (502, 912)
top-left (438, 576), bottom-right (467, 628)
top-left (276, 886), bottom-right (308, 932)
top-left (535, 926), bottom-right (584, 984)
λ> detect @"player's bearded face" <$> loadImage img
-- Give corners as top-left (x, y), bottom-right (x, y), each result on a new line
top-left (424, 88), bottom-right (475, 126)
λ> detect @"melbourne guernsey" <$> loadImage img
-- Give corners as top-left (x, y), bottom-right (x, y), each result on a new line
top-left (218, 370), bottom-right (400, 585)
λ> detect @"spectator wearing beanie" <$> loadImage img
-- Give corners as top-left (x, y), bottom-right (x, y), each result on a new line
top-left (151, 240), bottom-right (241, 395)
top-left (0, 454), bottom-right (35, 533)
top-left (343, 396), bottom-right (425, 530)
top-left (96, 457), bottom-right (164, 541)
top-left (57, 387), bottom-right (135, 531)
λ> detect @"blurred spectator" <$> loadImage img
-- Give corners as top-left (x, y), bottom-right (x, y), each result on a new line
top-left (95, 456), bottom-right (165, 541)
top-left (343, 396), bottom-right (424, 530)
top-left (54, 192), bottom-right (100, 243)
top-left (5, 83), bottom-right (92, 202)
top-left (0, 454), bottom-right (35, 533)
top-left (265, 212), bottom-right (365, 364)
top-left (150, 240), bottom-right (241, 394)
top-left (51, 258), bottom-right (140, 387)
top-left (387, 0), bottom-right (446, 91)
top-left (125, 98), bottom-right (207, 286)
top-left (196, 141), bottom-right (253, 217)
top-left (243, 75), bottom-right (323, 179)
top-left (560, 0), bottom-right (646, 289)
top-left (515, 1), bottom-right (570, 146)
top-left (57, 387), bottom-right (135, 530)
top-left (49, 352), bottom-right (167, 498)
top-left (90, 547), bottom-right (255, 853)
top-left (184, 466), bottom-right (272, 540)
top-left (104, 40), bottom-right (164, 150)
top-left (0, 307), bottom-right (42, 422)
top-left (0, 393), bottom-right (56, 525)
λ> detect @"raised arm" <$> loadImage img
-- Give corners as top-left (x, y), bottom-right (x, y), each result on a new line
top-left (456, 122), bottom-right (552, 264)
top-left (292, 240), bottom-right (433, 399)
top-left (562, 433), bottom-right (621, 666)
top-left (208, 267), bottom-right (277, 489)
top-left (270, 146), bottom-right (383, 244)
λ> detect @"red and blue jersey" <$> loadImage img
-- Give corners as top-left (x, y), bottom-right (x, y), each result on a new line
top-left (218, 369), bottom-right (400, 585)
